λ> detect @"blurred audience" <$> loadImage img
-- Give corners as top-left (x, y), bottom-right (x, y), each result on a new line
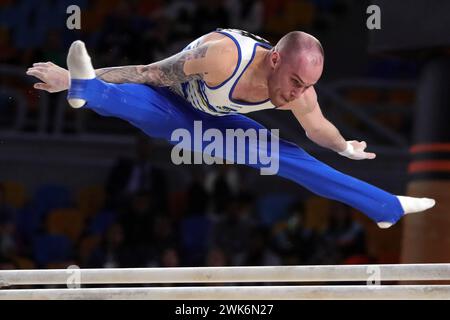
top-left (106, 134), bottom-right (168, 212)
top-left (118, 191), bottom-right (158, 266)
top-left (0, 177), bottom-right (370, 272)
top-left (204, 165), bottom-right (240, 216)
top-left (192, 0), bottom-right (231, 38)
top-left (239, 226), bottom-right (281, 266)
top-left (319, 203), bottom-right (369, 264)
top-left (0, 184), bottom-right (18, 265)
top-left (151, 215), bottom-right (179, 263)
top-left (210, 194), bottom-right (257, 265)
top-left (159, 247), bottom-right (180, 267)
top-left (88, 223), bottom-right (132, 268)
top-left (206, 247), bottom-right (230, 267)
top-left (272, 201), bottom-right (319, 265)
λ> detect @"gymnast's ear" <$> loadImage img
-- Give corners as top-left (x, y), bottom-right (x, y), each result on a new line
top-left (270, 50), bottom-right (281, 69)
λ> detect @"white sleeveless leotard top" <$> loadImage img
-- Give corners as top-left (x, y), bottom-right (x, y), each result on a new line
top-left (173, 28), bottom-right (277, 116)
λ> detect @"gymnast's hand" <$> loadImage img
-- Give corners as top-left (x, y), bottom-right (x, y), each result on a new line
top-left (338, 140), bottom-right (376, 160)
top-left (26, 62), bottom-right (69, 93)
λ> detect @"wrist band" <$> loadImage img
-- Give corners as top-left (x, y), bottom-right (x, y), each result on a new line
top-left (338, 142), bottom-right (354, 157)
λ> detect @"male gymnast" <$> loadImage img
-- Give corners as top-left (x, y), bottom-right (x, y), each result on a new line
top-left (26, 28), bottom-right (435, 228)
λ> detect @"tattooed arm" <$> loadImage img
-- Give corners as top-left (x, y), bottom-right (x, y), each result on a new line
top-left (27, 38), bottom-right (235, 92)
top-left (94, 39), bottom-right (233, 86)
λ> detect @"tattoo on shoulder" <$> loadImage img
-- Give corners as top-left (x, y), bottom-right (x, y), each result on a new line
top-left (95, 44), bottom-right (210, 86)
top-left (142, 44), bottom-right (209, 86)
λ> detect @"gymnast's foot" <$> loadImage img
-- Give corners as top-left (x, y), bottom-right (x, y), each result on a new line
top-left (377, 196), bottom-right (436, 229)
top-left (67, 40), bottom-right (95, 108)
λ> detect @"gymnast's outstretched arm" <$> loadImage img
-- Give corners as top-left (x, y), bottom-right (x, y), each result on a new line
top-left (26, 38), bottom-right (235, 92)
top-left (289, 86), bottom-right (376, 160)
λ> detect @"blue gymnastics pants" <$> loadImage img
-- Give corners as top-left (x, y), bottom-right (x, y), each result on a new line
top-left (68, 78), bottom-right (404, 224)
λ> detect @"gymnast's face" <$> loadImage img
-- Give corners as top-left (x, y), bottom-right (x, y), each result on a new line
top-left (267, 50), bottom-right (323, 107)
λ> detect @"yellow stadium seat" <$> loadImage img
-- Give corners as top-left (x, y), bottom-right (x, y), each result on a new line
top-left (78, 235), bottom-right (102, 263)
top-left (2, 181), bottom-right (28, 209)
top-left (46, 208), bottom-right (85, 242)
top-left (76, 185), bottom-right (106, 219)
top-left (304, 197), bottom-right (331, 232)
top-left (13, 256), bottom-right (35, 269)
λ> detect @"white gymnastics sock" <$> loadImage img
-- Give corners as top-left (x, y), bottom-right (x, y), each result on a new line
top-left (377, 196), bottom-right (436, 229)
top-left (67, 40), bottom-right (95, 108)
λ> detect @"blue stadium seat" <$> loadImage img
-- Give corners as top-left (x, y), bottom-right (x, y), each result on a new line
top-left (14, 205), bottom-right (41, 243)
top-left (180, 215), bottom-right (212, 265)
top-left (256, 193), bottom-right (295, 226)
top-left (85, 210), bottom-right (117, 235)
top-left (33, 184), bottom-right (71, 218)
top-left (32, 234), bottom-right (73, 266)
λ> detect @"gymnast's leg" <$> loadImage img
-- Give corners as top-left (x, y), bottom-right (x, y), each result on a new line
top-left (197, 114), bottom-right (435, 228)
top-left (65, 41), bottom-right (434, 228)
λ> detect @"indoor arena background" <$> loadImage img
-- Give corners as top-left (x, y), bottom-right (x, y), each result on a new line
top-left (1, 0), bottom-right (449, 272)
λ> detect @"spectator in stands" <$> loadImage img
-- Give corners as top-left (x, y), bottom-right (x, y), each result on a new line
top-left (0, 184), bottom-right (14, 226)
top-left (0, 27), bottom-right (19, 64)
top-left (204, 165), bottom-right (240, 216)
top-left (185, 170), bottom-right (209, 217)
top-left (95, 1), bottom-right (142, 65)
top-left (238, 226), bottom-right (281, 266)
top-left (179, 171), bottom-right (213, 266)
top-left (320, 203), bottom-right (368, 264)
top-left (150, 215), bottom-right (179, 263)
top-left (226, 0), bottom-right (264, 34)
top-left (148, 0), bottom-right (197, 59)
top-left (35, 30), bottom-right (65, 67)
top-left (106, 134), bottom-right (168, 212)
top-left (0, 257), bottom-right (18, 270)
top-left (88, 223), bottom-right (133, 268)
top-left (0, 184), bottom-right (18, 264)
top-left (210, 196), bottom-right (258, 265)
top-left (272, 201), bottom-right (318, 265)
top-left (118, 190), bottom-right (158, 266)
top-left (157, 247), bottom-right (182, 286)
top-left (206, 247), bottom-right (229, 266)
top-left (159, 247), bottom-right (180, 267)
top-left (192, 0), bottom-right (231, 38)
top-left (162, 0), bottom-right (196, 40)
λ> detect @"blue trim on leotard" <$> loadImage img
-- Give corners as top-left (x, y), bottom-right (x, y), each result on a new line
top-left (229, 42), bottom-right (272, 106)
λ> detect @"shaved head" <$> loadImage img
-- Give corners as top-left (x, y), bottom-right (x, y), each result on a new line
top-left (274, 31), bottom-right (324, 66)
